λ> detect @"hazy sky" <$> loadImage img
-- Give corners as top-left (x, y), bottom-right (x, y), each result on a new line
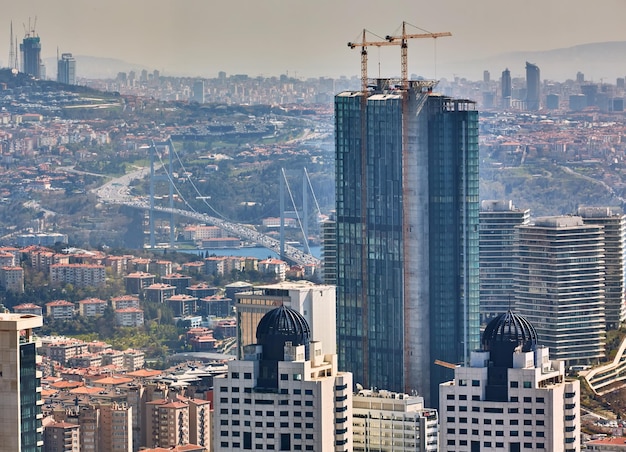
top-left (4, 0), bottom-right (626, 79)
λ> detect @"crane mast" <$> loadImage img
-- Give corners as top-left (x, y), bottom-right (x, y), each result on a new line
top-left (348, 29), bottom-right (400, 93)
top-left (385, 21), bottom-right (452, 88)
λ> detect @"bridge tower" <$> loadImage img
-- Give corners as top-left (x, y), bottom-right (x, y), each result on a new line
top-left (149, 142), bottom-right (176, 249)
top-left (279, 168), bottom-right (320, 261)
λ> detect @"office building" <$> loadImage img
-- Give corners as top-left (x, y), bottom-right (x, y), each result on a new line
top-left (235, 280), bottom-right (336, 358)
top-left (578, 206), bottom-right (626, 329)
top-left (501, 68), bottom-right (511, 108)
top-left (0, 314), bottom-right (44, 451)
top-left (213, 305), bottom-right (353, 451)
top-left (57, 53), bottom-right (76, 85)
top-left (353, 389), bottom-right (438, 451)
top-left (516, 216), bottom-right (606, 364)
top-left (526, 62), bottom-right (541, 110)
top-left (21, 33), bottom-right (42, 78)
top-left (335, 79), bottom-right (479, 405)
top-left (439, 310), bottom-right (580, 451)
top-left (192, 79), bottom-right (205, 103)
top-left (479, 200), bottom-right (530, 323)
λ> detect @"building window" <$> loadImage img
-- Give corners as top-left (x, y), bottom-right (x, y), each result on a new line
top-left (472, 380), bottom-right (480, 387)
top-left (447, 394), bottom-right (455, 400)
top-left (495, 419), bottom-right (503, 425)
top-left (536, 397), bottom-right (545, 403)
top-left (523, 397), bottom-right (532, 403)
top-left (523, 381), bottom-right (531, 388)
top-left (232, 372), bottom-right (239, 379)
top-left (510, 396), bottom-right (518, 402)
top-left (447, 405), bottom-right (455, 412)
top-left (305, 390), bottom-right (313, 395)
top-left (536, 409), bottom-right (545, 414)
top-left (460, 417), bottom-right (467, 423)
top-left (293, 374), bottom-right (302, 381)
top-left (280, 374), bottom-right (288, 380)
top-left (244, 373), bottom-right (252, 379)
top-left (459, 379), bottom-right (467, 386)
top-left (510, 381), bottom-right (518, 388)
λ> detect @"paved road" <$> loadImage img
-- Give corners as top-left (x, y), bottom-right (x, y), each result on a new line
top-left (92, 166), bottom-right (320, 267)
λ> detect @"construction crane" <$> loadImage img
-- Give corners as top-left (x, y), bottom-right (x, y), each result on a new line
top-left (348, 29), bottom-right (401, 93)
top-left (385, 21), bottom-right (451, 88)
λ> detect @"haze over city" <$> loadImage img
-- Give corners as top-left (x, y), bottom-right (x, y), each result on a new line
top-left (5, 0), bottom-right (626, 80)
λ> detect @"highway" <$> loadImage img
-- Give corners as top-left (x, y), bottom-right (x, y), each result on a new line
top-left (91, 166), bottom-right (321, 267)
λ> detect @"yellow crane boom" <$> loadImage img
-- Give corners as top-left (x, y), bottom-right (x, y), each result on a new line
top-left (348, 29), bottom-right (401, 93)
top-left (385, 21), bottom-right (452, 88)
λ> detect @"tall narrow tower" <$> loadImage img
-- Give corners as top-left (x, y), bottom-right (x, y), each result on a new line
top-left (526, 61), bottom-right (541, 111)
top-left (335, 79), bottom-right (480, 405)
top-left (20, 21), bottom-right (42, 78)
top-left (0, 314), bottom-right (44, 451)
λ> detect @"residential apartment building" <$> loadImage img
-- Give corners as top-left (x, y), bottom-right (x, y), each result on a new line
top-left (13, 302), bottom-right (43, 316)
top-left (43, 421), bottom-right (80, 452)
top-left (516, 216), bottom-right (606, 364)
top-left (115, 307), bottom-right (144, 327)
top-left (0, 266), bottom-right (25, 293)
top-left (578, 206), bottom-right (626, 329)
top-left (46, 300), bottom-right (75, 320)
top-left (50, 263), bottom-right (106, 288)
top-left (78, 298), bottom-right (107, 317)
top-left (439, 310), bottom-right (580, 451)
top-left (353, 389), bottom-right (438, 451)
top-left (258, 258), bottom-right (287, 281)
top-left (213, 305), bottom-right (353, 451)
top-left (145, 400), bottom-right (189, 449)
top-left (479, 200), bottom-right (530, 323)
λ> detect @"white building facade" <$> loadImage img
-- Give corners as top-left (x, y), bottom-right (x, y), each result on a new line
top-left (440, 310), bottom-right (580, 452)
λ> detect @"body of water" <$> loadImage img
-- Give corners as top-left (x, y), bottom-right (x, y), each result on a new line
top-left (180, 245), bottom-right (321, 260)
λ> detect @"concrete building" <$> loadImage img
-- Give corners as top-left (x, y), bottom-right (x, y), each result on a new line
top-left (43, 421), bottom-right (80, 452)
top-left (46, 300), bottom-right (75, 320)
top-left (235, 281), bottom-right (336, 359)
top-left (479, 200), bottom-right (530, 323)
top-left (145, 400), bottom-right (189, 449)
top-left (0, 266), bottom-right (25, 293)
top-left (124, 272), bottom-right (155, 295)
top-left (78, 298), bottom-right (107, 317)
top-left (57, 52), bottom-right (76, 85)
top-left (353, 389), bottom-right (438, 451)
top-left (515, 216), bottom-right (606, 365)
top-left (439, 310), bottom-right (580, 452)
top-left (188, 398), bottom-right (211, 451)
top-left (335, 79), bottom-right (479, 405)
top-left (13, 303), bottom-right (43, 316)
top-left (526, 62), bottom-right (541, 110)
top-left (213, 305), bottom-right (353, 451)
top-left (21, 33), bottom-right (42, 78)
top-left (321, 216), bottom-right (337, 285)
top-left (50, 263), bottom-right (106, 288)
top-left (115, 307), bottom-right (144, 327)
top-left (258, 258), bottom-right (288, 281)
top-left (578, 206), bottom-right (626, 329)
top-left (144, 283), bottom-right (176, 304)
top-left (0, 314), bottom-right (44, 451)
top-left (166, 294), bottom-right (198, 317)
top-left (99, 403), bottom-right (133, 452)
top-left (501, 68), bottom-right (512, 108)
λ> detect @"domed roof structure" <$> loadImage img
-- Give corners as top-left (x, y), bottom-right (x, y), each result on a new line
top-left (256, 305), bottom-right (311, 359)
top-left (482, 310), bottom-right (537, 353)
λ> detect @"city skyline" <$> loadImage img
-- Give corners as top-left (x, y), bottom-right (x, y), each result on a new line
top-left (4, 0), bottom-right (626, 81)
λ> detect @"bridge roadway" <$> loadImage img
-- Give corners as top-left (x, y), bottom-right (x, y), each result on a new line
top-left (93, 169), bottom-right (320, 266)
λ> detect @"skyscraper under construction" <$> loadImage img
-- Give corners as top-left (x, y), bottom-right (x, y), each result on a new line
top-left (20, 23), bottom-right (42, 79)
top-left (335, 78), bottom-right (480, 405)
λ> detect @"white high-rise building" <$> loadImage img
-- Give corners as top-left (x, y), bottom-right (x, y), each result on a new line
top-left (578, 206), bottom-right (626, 329)
top-left (235, 281), bottom-right (336, 358)
top-left (353, 389), bottom-right (439, 451)
top-left (213, 305), bottom-right (352, 451)
top-left (479, 200), bottom-right (530, 323)
top-left (440, 310), bottom-right (580, 452)
top-left (515, 216), bottom-right (606, 364)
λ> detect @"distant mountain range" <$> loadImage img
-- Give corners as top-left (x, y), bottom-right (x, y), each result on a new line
top-left (440, 41), bottom-right (626, 82)
top-left (43, 41), bottom-right (626, 83)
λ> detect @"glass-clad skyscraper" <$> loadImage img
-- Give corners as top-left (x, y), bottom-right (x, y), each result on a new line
top-left (335, 79), bottom-right (479, 405)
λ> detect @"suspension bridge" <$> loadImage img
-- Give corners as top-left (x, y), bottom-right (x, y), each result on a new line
top-left (93, 139), bottom-right (322, 267)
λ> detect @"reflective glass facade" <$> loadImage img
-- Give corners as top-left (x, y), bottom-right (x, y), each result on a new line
top-left (335, 83), bottom-right (479, 405)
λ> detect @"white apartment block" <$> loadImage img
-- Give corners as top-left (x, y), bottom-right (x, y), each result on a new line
top-left (353, 389), bottom-right (439, 451)
top-left (78, 298), bottom-right (107, 317)
top-left (0, 266), bottom-right (24, 293)
top-left (50, 263), bottom-right (106, 288)
top-left (440, 310), bottom-right (580, 452)
top-left (115, 307), bottom-right (144, 327)
top-left (45, 300), bottom-right (75, 320)
top-left (213, 305), bottom-right (352, 452)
